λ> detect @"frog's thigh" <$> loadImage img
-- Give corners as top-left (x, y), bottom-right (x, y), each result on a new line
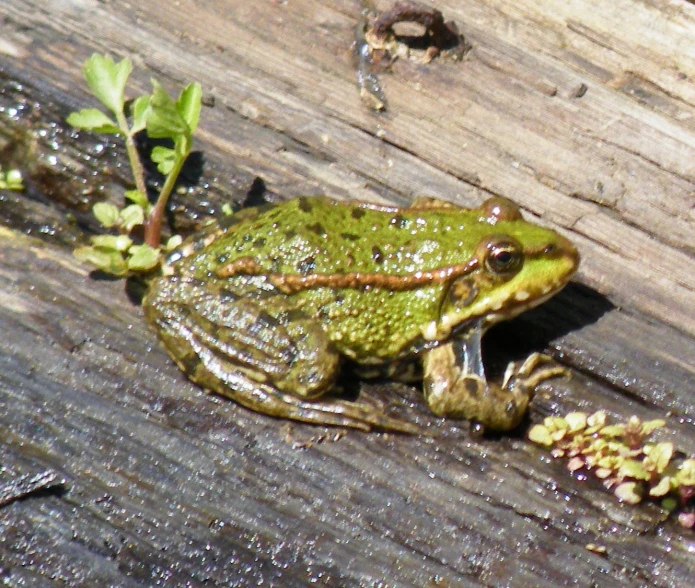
top-left (422, 342), bottom-right (531, 431)
top-left (146, 276), bottom-right (340, 399)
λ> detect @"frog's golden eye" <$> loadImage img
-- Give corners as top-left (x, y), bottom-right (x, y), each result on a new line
top-left (483, 237), bottom-right (523, 275)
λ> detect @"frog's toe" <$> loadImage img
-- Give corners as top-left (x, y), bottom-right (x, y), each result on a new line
top-left (502, 352), bottom-right (569, 393)
top-left (281, 396), bottom-right (421, 434)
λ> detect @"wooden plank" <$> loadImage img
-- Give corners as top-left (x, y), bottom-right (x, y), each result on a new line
top-left (2, 231), bottom-right (691, 586)
top-left (1, 0), bottom-right (695, 585)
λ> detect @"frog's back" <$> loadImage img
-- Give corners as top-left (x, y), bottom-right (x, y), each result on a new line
top-left (178, 196), bottom-right (502, 280)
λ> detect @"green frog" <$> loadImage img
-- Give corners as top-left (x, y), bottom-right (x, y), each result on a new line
top-left (143, 196), bottom-right (579, 433)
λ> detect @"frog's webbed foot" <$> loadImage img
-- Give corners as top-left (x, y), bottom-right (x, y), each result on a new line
top-left (501, 352), bottom-right (568, 398)
top-left (145, 276), bottom-right (419, 434)
top-left (248, 381), bottom-right (421, 434)
top-left (422, 323), bottom-right (568, 432)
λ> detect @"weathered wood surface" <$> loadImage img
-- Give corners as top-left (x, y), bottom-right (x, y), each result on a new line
top-left (1, 0), bottom-right (695, 585)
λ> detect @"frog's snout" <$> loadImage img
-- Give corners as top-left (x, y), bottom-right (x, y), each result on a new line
top-left (557, 235), bottom-right (580, 273)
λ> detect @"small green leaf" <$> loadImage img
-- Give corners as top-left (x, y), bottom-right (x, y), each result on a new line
top-left (151, 146), bottom-right (176, 175)
top-left (165, 235), bottom-right (183, 251)
top-left (147, 80), bottom-right (188, 138)
top-left (627, 416), bottom-right (642, 429)
top-left (0, 167), bottom-right (23, 191)
top-left (544, 416), bottom-right (568, 433)
top-left (597, 455), bottom-right (618, 469)
top-left (83, 54), bottom-right (132, 115)
top-left (649, 476), bottom-right (672, 497)
top-left (586, 411), bottom-right (607, 431)
top-left (676, 459), bottom-right (695, 486)
top-left (91, 234), bottom-right (133, 252)
top-left (127, 244), bottom-right (160, 272)
top-left (124, 190), bottom-right (151, 210)
top-left (5, 169), bottom-right (24, 190)
top-left (221, 203), bottom-right (233, 216)
top-left (599, 425), bottom-right (625, 438)
top-left (115, 234), bottom-right (134, 251)
top-left (119, 204), bottom-right (146, 231)
top-left (177, 82), bottom-right (202, 132)
top-left (67, 108), bottom-right (120, 134)
top-left (74, 245), bottom-right (128, 276)
top-left (528, 425), bottom-right (553, 447)
top-left (618, 459), bottom-right (650, 481)
top-left (150, 79), bottom-right (176, 109)
top-left (92, 232), bottom-right (121, 249)
top-left (565, 412), bottom-right (588, 433)
top-left (614, 481), bottom-right (642, 505)
top-left (641, 419), bottom-right (666, 436)
top-left (130, 95), bottom-right (152, 133)
top-left (586, 438), bottom-right (607, 454)
top-left (174, 133), bottom-right (192, 160)
top-left (595, 467), bottom-right (614, 479)
top-left (645, 442), bottom-right (673, 474)
top-left (89, 237), bottom-right (118, 249)
top-left (92, 202), bottom-right (120, 228)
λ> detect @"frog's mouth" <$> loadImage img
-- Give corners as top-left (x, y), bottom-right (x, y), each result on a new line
top-left (481, 286), bottom-right (566, 330)
top-left (453, 278), bottom-right (568, 380)
top-left (453, 284), bottom-right (564, 380)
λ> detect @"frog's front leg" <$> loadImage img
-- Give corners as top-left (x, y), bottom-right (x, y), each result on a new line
top-left (421, 323), bottom-right (567, 431)
top-left (144, 276), bottom-right (419, 433)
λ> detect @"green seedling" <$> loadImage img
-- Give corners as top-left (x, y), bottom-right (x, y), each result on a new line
top-left (68, 54), bottom-right (200, 276)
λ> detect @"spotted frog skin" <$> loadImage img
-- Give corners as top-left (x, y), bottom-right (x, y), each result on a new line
top-left (143, 196), bottom-right (579, 433)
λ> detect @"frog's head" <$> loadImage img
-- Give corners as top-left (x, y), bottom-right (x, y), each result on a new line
top-left (433, 199), bottom-right (579, 340)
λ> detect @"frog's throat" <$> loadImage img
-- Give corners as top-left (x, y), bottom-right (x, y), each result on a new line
top-left (454, 320), bottom-right (486, 380)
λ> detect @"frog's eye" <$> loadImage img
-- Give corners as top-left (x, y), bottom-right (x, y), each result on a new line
top-left (483, 237), bottom-right (523, 275)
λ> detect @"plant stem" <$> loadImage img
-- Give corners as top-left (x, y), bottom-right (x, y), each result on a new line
top-left (115, 109), bottom-right (148, 201)
top-left (145, 151), bottom-right (186, 247)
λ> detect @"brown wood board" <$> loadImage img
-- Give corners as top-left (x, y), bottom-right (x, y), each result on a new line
top-left (1, 0), bottom-right (694, 585)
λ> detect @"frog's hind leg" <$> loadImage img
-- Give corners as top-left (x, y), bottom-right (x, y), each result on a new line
top-left (194, 356), bottom-right (420, 434)
top-left (145, 276), bottom-right (419, 434)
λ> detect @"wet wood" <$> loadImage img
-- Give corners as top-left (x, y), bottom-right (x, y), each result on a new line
top-left (1, 0), bottom-right (694, 585)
